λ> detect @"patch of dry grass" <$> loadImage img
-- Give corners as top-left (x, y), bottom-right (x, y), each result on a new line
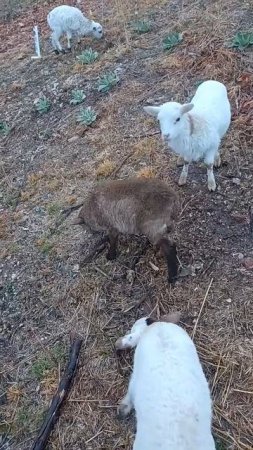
top-left (1, 0), bottom-right (253, 449)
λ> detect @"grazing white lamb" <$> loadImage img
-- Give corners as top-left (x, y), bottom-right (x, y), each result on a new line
top-left (47, 5), bottom-right (103, 53)
top-left (144, 80), bottom-right (231, 191)
top-left (116, 316), bottom-right (216, 450)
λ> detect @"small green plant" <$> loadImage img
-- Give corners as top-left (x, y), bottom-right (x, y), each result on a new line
top-left (76, 107), bottom-right (97, 126)
top-left (76, 48), bottom-right (99, 64)
top-left (35, 96), bottom-right (51, 114)
top-left (31, 343), bottom-right (66, 380)
top-left (47, 202), bottom-right (62, 216)
top-left (163, 32), bottom-right (183, 51)
top-left (70, 89), bottom-right (86, 105)
top-left (31, 356), bottom-right (54, 380)
top-left (132, 20), bottom-right (151, 34)
top-left (0, 121), bottom-right (11, 136)
top-left (38, 239), bottom-right (55, 255)
top-left (97, 71), bottom-right (120, 94)
top-left (230, 31), bottom-right (253, 50)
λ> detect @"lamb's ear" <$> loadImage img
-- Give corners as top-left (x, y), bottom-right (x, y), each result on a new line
top-left (146, 317), bottom-right (156, 326)
top-left (160, 311), bottom-right (181, 324)
top-left (181, 103), bottom-right (194, 115)
top-left (143, 106), bottom-right (161, 118)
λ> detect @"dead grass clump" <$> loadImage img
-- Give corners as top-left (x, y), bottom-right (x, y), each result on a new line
top-left (136, 166), bottom-right (156, 178)
top-left (133, 136), bottom-right (158, 158)
top-left (96, 159), bottom-right (117, 178)
top-left (192, 48), bottom-right (241, 83)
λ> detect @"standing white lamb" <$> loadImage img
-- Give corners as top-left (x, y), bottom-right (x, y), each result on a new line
top-left (47, 5), bottom-right (103, 53)
top-left (144, 80), bottom-right (231, 191)
top-left (116, 315), bottom-right (216, 450)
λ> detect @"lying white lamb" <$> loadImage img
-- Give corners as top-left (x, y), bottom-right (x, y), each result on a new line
top-left (116, 315), bottom-right (216, 450)
top-left (47, 5), bottom-right (103, 53)
top-left (144, 80), bottom-right (231, 191)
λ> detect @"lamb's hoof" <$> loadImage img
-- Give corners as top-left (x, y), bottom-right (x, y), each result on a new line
top-left (176, 156), bottom-right (184, 167)
top-left (106, 251), bottom-right (117, 261)
top-left (54, 49), bottom-right (60, 55)
top-left (208, 180), bottom-right (216, 192)
top-left (214, 156), bottom-right (221, 168)
top-left (178, 177), bottom-right (187, 186)
top-left (117, 402), bottom-right (131, 419)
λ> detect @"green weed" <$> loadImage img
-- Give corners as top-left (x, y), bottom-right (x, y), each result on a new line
top-left (231, 31), bottom-right (253, 50)
top-left (97, 71), bottom-right (120, 94)
top-left (163, 32), bottom-right (183, 51)
top-left (76, 107), bottom-right (97, 126)
top-left (70, 89), bottom-right (86, 105)
top-left (132, 20), bottom-right (151, 34)
top-left (76, 48), bottom-right (99, 64)
top-left (35, 96), bottom-right (51, 114)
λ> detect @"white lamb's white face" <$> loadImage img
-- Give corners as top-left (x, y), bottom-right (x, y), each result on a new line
top-left (144, 102), bottom-right (194, 143)
top-left (115, 318), bottom-right (151, 350)
top-left (158, 103), bottom-right (184, 142)
top-left (92, 22), bottom-right (103, 39)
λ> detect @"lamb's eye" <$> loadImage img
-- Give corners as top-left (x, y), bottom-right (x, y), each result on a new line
top-left (93, 26), bottom-right (97, 31)
top-left (176, 117), bottom-right (180, 122)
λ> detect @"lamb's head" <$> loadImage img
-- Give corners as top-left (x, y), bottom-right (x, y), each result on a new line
top-left (115, 312), bottom-right (181, 351)
top-left (115, 317), bottom-right (155, 350)
top-left (144, 102), bottom-right (194, 143)
top-left (90, 21), bottom-right (103, 39)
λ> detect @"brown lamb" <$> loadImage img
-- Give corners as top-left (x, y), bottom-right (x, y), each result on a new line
top-left (74, 178), bottom-right (180, 283)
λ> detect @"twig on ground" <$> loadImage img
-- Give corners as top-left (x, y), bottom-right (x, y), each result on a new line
top-left (110, 150), bottom-right (135, 178)
top-left (192, 278), bottom-right (213, 339)
top-left (31, 338), bottom-right (83, 450)
top-left (249, 205), bottom-right (253, 237)
top-left (123, 130), bottom-right (160, 139)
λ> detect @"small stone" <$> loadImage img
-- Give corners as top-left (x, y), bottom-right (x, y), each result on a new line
top-left (68, 135), bottom-right (79, 143)
top-left (231, 213), bottom-right (247, 223)
top-left (73, 264), bottom-right (80, 273)
top-left (232, 177), bottom-right (241, 185)
top-left (225, 298), bottom-right (232, 303)
top-left (17, 52), bottom-right (27, 60)
top-left (242, 257), bottom-right (253, 270)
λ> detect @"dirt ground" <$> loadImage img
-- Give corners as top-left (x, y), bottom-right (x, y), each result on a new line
top-left (0, 0), bottom-right (253, 449)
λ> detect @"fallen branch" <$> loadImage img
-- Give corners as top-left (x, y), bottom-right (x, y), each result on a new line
top-left (122, 130), bottom-right (160, 139)
top-left (110, 151), bottom-right (135, 179)
top-left (32, 338), bottom-right (83, 450)
top-left (249, 205), bottom-right (253, 237)
top-left (192, 278), bottom-right (213, 339)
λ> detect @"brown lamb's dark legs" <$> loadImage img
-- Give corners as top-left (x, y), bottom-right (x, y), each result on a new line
top-left (106, 230), bottom-right (119, 261)
top-left (157, 238), bottom-right (178, 284)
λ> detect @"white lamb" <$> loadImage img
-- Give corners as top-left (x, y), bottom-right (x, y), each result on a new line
top-left (116, 316), bottom-right (216, 450)
top-left (47, 5), bottom-right (103, 53)
top-left (144, 80), bottom-right (231, 191)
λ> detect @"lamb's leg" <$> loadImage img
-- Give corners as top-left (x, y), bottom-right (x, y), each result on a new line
top-left (118, 378), bottom-right (134, 419)
top-left (176, 155), bottom-right (184, 167)
top-left (106, 230), bottom-right (119, 261)
top-left (157, 238), bottom-right (178, 284)
top-left (66, 31), bottom-right (72, 51)
top-left (178, 160), bottom-right (190, 186)
top-left (206, 164), bottom-right (216, 191)
top-left (205, 150), bottom-right (218, 191)
top-left (214, 152), bottom-right (221, 168)
top-left (51, 29), bottom-right (64, 54)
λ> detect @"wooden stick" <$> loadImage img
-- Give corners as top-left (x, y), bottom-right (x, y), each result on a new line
top-left (249, 205), bottom-right (253, 237)
top-left (31, 338), bottom-right (83, 450)
top-left (192, 278), bottom-right (213, 339)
